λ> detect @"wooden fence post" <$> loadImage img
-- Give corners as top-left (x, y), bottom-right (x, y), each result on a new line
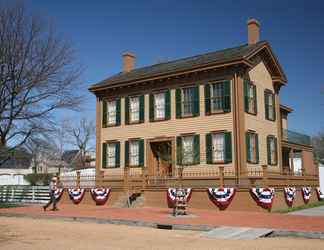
top-left (262, 165), bottom-right (268, 187)
top-left (100, 170), bottom-right (105, 187)
top-left (219, 166), bottom-right (224, 188)
top-left (76, 171), bottom-right (81, 188)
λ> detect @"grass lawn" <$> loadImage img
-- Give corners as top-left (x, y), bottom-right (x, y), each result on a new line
top-left (0, 202), bottom-right (23, 209)
top-left (274, 200), bottom-right (324, 213)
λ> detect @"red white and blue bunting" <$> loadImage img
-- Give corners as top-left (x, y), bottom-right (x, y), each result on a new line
top-left (315, 187), bottom-right (324, 201)
top-left (54, 188), bottom-right (64, 202)
top-left (284, 187), bottom-right (296, 207)
top-left (301, 187), bottom-right (312, 203)
top-left (68, 188), bottom-right (85, 204)
top-left (167, 188), bottom-right (192, 208)
top-left (250, 187), bottom-right (275, 209)
top-left (207, 187), bottom-right (236, 210)
top-left (90, 188), bottom-right (111, 205)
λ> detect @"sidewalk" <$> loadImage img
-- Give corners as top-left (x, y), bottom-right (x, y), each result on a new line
top-left (1, 204), bottom-right (324, 232)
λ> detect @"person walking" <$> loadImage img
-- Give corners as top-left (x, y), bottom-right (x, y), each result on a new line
top-left (43, 176), bottom-right (59, 211)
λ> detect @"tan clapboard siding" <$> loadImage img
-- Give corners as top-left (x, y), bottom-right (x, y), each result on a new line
top-left (100, 83), bottom-right (235, 174)
top-left (281, 116), bottom-right (287, 130)
top-left (245, 61), bottom-right (280, 171)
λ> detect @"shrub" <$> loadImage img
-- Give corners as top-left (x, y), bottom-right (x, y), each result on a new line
top-left (24, 173), bottom-right (54, 186)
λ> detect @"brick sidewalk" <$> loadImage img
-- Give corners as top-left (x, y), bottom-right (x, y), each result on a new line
top-left (1, 204), bottom-right (324, 232)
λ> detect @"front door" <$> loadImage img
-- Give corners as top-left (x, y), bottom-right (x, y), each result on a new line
top-left (149, 141), bottom-right (172, 176)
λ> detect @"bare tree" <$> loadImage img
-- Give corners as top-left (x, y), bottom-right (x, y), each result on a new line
top-left (0, 3), bottom-right (82, 165)
top-left (66, 118), bottom-right (95, 169)
top-left (312, 132), bottom-right (324, 161)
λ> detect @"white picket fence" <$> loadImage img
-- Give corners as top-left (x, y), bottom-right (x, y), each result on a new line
top-left (0, 185), bottom-right (50, 204)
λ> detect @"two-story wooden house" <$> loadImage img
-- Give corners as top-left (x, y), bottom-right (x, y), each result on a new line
top-left (88, 18), bottom-right (318, 211)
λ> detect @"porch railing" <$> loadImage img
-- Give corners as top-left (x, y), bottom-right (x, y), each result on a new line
top-left (282, 129), bottom-right (312, 146)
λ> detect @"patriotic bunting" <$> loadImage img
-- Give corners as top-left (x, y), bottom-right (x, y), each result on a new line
top-left (68, 188), bottom-right (85, 204)
top-left (250, 187), bottom-right (275, 209)
top-left (207, 187), bottom-right (236, 210)
top-left (167, 188), bottom-right (192, 208)
top-left (301, 187), bottom-right (312, 204)
top-left (90, 188), bottom-right (111, 205)
top-left (315, 187), bottom-right (324, 201)
top-left (54, 188), bottom-right (64, 202)
top-left (284, 187), bottom-right (296, 207)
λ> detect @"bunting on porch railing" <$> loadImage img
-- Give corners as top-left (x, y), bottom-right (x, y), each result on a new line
top-left (315, 187), bottom-right (324, 201)
top-left (54, 188), bottom-right (64, 202)
top-left (250, 187), bottom-right (275, 209)
top-left (90, 188), bottom-right (111, 205)
top-left (301, 187), bottom-right (312, 204)
top-left (68, 188), bottom-right (85, 204)
top-left (207, 187), bottom-right (236, 210)
top-left (284, 187), bottom-right (296, 207)
top-left (167, 188), bottom-right (192, 208)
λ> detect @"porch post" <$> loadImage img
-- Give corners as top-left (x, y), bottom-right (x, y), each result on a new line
top-left (262, 165), bottom-right (268, 187)
top-left (289, 148), bottom-right (294, 174)
top-left (219, 166), bottom-right (224, 188)
top-left (76, 170), bottom-right (81, 188)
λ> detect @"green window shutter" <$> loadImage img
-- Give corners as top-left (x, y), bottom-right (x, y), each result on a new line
top-left (223, 80), bottom-right (231, 112)
top-left (244, 80), bottom-right (249, 112)
top-left (204, 84), bottom-right (211, 115)
top-left (102, 100), bottom-right (107, 128)
top-left (264, 91), bottom-right (269, 120)
top-left (139, 95), bottom-right (145, 123)
top-left (274, 137), bottom-right (278, 164)
top-left (115, 142), bottom-right (120, 167)
top-left (255, 133), bottom-right (259, 164)
top-left (139, 139), bottom-right (144, 167)
top-left (193, 86), bottom-right (200, 117)
top-left (116, 99), bottom-right (121, 126)
top-left (253, 85), bottom-right (258, 114)
top-left (165, 90), bottom-right (171, 120)
top-left (102, 143), bottom-right (107, 168)
top-left (205, 133), bottom-right (212, 164)
top-left (176, 89), bottom-right (182, 118)
top-left (267, 136), bottom-right (271, 165)
top-left (193, 134), bottom-right (200, 164)
top-left (149, 93), bottom-right (154, 122)
top-left (176, 136), bottom-right (182, 165)
top-left (224, 132), bottom-right (232, 163)
top-left (245, 132), bottom-right (251, 162)
top-left (125, 97), bottom-right (130, 125)
top-left (272, 93), bottom-right (276, 121)
top-left (125, 141), bottom-right (129, 167)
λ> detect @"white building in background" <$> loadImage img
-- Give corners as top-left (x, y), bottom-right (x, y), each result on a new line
top-left (319, 163), bottom-right (324, 193)
top-left (0, 168), bottom-right (32, 185)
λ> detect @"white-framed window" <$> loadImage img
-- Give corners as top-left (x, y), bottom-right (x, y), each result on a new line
top-left (211, 83), bottom-right (224, 112)
top-left (248, 84), bottom-right (255, 114)
top-left (107, 100), bottom-right (116, 125)
top-left (212, 133), bottom-right (225, 162)
top-left (129, 140), bottom-right (139, 166)
top-left (107, 143), bottom-right (116, 167)
top-left (154, 92), bottom-right (165, 119)
top-left (265, 91), bottom-right (275, 121)
top-left (130, 96), bottom-right (140, 122)
top-left (182, 88), bottom-right (194, 116)
top-left (182, 136), bottom-right (194, 164)
top-left (268, 136), bottom-right (277, 165)
top-left (247, 132), bottom-right (258, 163)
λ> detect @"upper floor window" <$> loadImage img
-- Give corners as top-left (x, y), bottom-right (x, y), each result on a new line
top-left (177, 134), bottom-right (200, 165)
top-left (129, 140), bottom-right (139, 166)
top-left (267, 135), bottom-right (277, 165)
top-left (149, 90), bottom-right (171, 121)
top-left (264, 90), bottom-right (276, 121)
top-left (102, 99), bottom-right (121, 127)
top-left (244, 80), bottom-right (257, 115)
top-left (205, 81), bottom-right (231, 115)
top-left (125, 95), bottom-right (144, 124)
top-left (125, 139), bottom-right (144, 167)
top-left (246, 131), bottom-right (259, 164)
top-left (176, 86), bottom-right (199, 118)
top-left (206, 132), bottom-right (232, 164)
top-left (102, 141), bottom-right (120, 168)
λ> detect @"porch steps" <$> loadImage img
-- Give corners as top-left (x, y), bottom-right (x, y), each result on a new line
top-left (201, 226), bottom-right (273, 240)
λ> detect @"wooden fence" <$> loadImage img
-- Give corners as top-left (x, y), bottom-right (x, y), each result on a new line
top-left (0, 185), bottom-right (50, 204)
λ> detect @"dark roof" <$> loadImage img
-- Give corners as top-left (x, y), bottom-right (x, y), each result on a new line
top-left (0, 148), bottom-right (32, 169)
top-left (89, 40), bottom-right (268, 91)
top-left (280, 104), bottom-right (293, 114)
top-left (62, 150), bottom-right (79, 164)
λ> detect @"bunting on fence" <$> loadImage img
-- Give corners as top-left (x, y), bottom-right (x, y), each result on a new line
top-left (90, 188), bottom-right (111, 205)
top-left (301, 187), bottom-right (312, 203)
top-left (54, 188), bottom-right (64, 202)
top-left (167, 188), bottom-right (192, 208)
top-left (68, 188), bottom-right (85, 204)
top-left (315, 187), bottom-right (324, 201)
top-left (250, 187), bottom-right (275, 209)
top-left (207, 187), bottom-right (236, 210)
top-left (284, 187), bottom-right (296, 207)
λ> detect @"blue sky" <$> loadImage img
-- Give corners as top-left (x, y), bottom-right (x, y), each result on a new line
top-left (23, 0), bottom-right (324, 136)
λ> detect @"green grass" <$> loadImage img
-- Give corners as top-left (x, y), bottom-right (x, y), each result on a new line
top-left (0, 202), bottom-right (23, 208)
top-left (273, 200), bottom-right (324, 213)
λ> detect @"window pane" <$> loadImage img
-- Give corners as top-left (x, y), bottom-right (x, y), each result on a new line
top-left (249, 134), bottom-right (256, 162)
top-left (107, 101), bottom-right (116, 125)
top-left (130, 97), bottom-right (140, 122)
top-left (212, 133), bottom-right (224, 162)
top-left (211, 83), bottom-right (223, 112)
top-left (270, 138), bottom-right (276, 164)
top-left (182, 88), bottom-right (193, 115)
top-left (182, 136), bottom-right (194, 164)
top-left (107, 143), bottom-right (116, 167)
top-left (154, 93), bottom-right (165, 119)
top-left (130, 141), bottom-right (139, 166)
top-left (268, 93), bottom-right (274, 120)
top-left (248, 84), bottom-right (255, 113)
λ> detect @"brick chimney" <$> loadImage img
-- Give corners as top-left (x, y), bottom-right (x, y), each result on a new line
top-left (122, 52), bottom-right (135, 73)
top-left (247, 18), bottom-right (260, 45)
